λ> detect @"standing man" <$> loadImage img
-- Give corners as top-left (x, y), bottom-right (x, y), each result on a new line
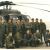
top-left (5, 18), bottom-right (17, 48)
top-left (35, 18), bottom-right (40, 33)
top-left (25, 19), bottom-right (31, 33)
top-left (39, 19), bottom-right (46, 42)
top-left (20, 19), bottom-right (26, 38)
top-left (0, 17), bottom-right (5, 48)
top-left (15, 19), bottom-right (22, 48)
top-left (3, 17), bottom-right (9, 48)
top-left (31, 18), bottom-right (35, 34)
top-left (8, 18), bottom-right (17, 39)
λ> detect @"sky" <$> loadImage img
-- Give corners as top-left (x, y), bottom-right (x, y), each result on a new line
top-left (0, 0), bottom-right (50, 30)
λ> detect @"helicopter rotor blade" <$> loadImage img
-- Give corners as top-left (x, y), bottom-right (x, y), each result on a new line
top-left (16, 4), bottom-right (50, 12)
top-left (16, 2), bottom-right (50, 6)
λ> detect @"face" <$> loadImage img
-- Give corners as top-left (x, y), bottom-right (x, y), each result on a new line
top-left (17, 20), bottom-right (20, 24)
top-left (9, 19), bottom-right (11, 23)
top-left (36, 19), bottom-right (38, 22)
top-left (21, 20), bottom-right (25, 24)
top-left (9, 19), bottom-right (13, 23)
top-left (40, 19), bottom-right (42, 23)
top-left (32, 19), bottom-right (34, 22)
top-left (26, 19), bottom-right (29, 23)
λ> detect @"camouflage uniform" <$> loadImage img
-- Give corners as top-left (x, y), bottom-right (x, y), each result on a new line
top-left (5, 34), bottom-right (13, 48)
top-left (35, 18), bottom-right (40, 33)
top-left (45, 30), bottom-right (50, 46)
top-left (15, 22), bottom-right (22, 48)
top-left (3, 22), bottom-right (9, 48)
top-left (32, 32), bottom-right (41, 47)
top-left (21, 29), bottom-right (33, 46)
top-left (39, 21), bottom-right (46, 42)
top-left (3, 22), bottom-right (9, 36)
top-left (31, 18), bottom-right (35, 34)
top-left (0, 23), bottom-right (5, 48)
top-left (21, 23), bottom-right (26, 38)
top-left (31, 22), bottom-right (35, 34)
top-left (3, 19), bottom-right (17, 48)
top-left (8, 22), bottom-right (17, 48)
top-left (35, 22), bottom-right (40, 32)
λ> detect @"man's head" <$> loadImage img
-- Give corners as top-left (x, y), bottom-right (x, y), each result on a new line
top-left (36, 18), bottom-right (38, 22)
top-left (40, 19), bottom-right (42, 23)
top-left (9, 18), bottom-right (13, 23)
top-left (31, 18), bottom-right (34, 22)
top-left (26, 19), bottom-right (29, 23)
top-left (17, 20), bottom-right (20, 25)
top-left (21, 19), bottom-right (25, 24)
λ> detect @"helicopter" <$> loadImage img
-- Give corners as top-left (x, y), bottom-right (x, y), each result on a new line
top-left (0, 1), bottom-right (31, 22)
top-left (0, 1), bottom-right (50, 22)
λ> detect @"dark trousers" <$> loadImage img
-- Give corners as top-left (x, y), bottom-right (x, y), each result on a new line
top-left (41, 33), bottom-right (45, 43)
top-left (15, 40), bottom-right (21, 48)
top-left (21, 39), bottom-right (38, 47)
top-left (45, 40), bottom-right (50, 46)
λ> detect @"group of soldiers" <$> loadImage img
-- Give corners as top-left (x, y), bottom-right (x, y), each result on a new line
top-left (0, 16), bottom-right (46, 48)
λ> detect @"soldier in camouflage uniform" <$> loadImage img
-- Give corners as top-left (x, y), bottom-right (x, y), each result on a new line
top-left (39, 19), bottom-right (46, 42)
top-left (4, 18), bottom-right (13, 48)
top-left (25, 19), bottom-right (31, 33)
top-left (20, 19), bottom-right (31, 46)
top-left (2, 18), bottom-right (9, 48)
top-left (5, 32), bottom-right (13, 48)
top-left (0, 17), bottom-right (5, 48)
top-left (33, 30), bottom-right (41, 47)
top-left (20, 19), bottom-right (26, 38)
top-left (35, 18), bottom-right (40, 32)
top-left (31, 18), bottom-right (35, 34)
top-left (21, 29), bottom-right (33, 46)
top-left (15, 19), bottom-right (22, 48)
top-left (33, 18), bottom-right (41, 46)
top-left (4, 18), bottom-right (17, 48)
